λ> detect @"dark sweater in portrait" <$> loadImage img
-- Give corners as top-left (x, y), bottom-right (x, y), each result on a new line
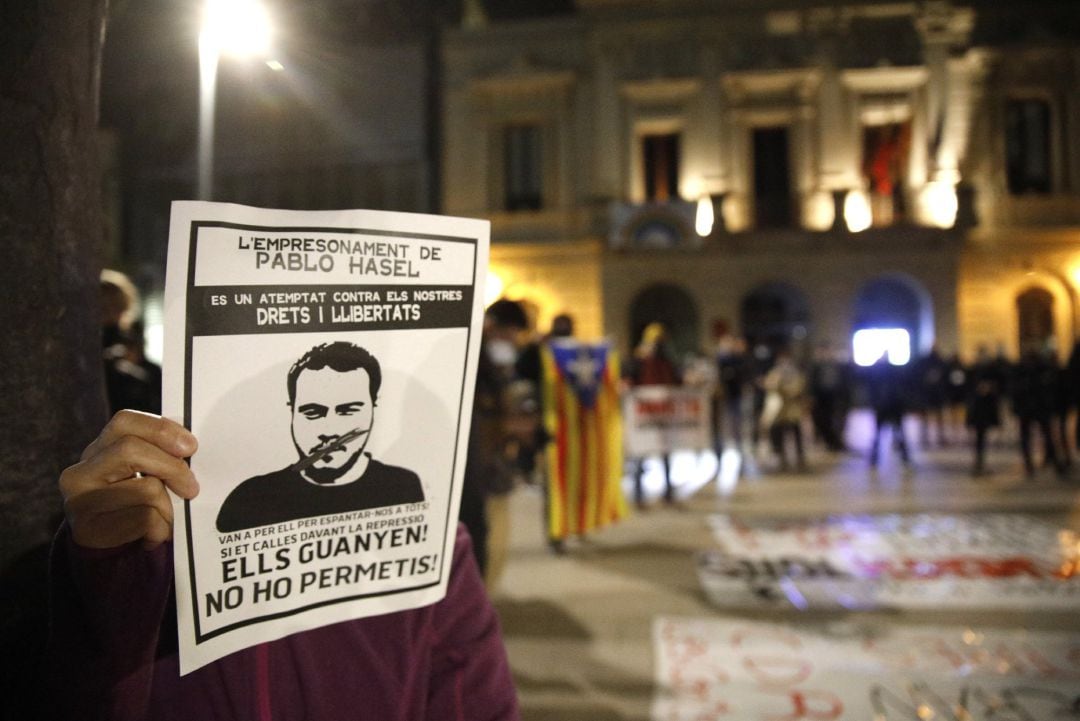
top-left (216, 455), bottom-right (424, 532)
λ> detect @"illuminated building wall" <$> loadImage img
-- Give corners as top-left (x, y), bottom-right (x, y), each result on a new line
top-left (442, 1), bottom-right (1080, 361)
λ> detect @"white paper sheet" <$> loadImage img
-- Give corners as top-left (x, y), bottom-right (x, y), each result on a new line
top-left (163, 201), bottom-right (489, 673)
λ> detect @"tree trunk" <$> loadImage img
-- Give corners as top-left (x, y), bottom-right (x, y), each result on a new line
top-left (0, 2), bottom-right (108, 717)
top-left (0, 0), bottom-right (109, 566)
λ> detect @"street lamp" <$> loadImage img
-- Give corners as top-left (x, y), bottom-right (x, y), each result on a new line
top-left (197, 0), bottom-right (273, 200)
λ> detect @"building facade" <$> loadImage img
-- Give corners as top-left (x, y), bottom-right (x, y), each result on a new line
top-left (442, 0), bottom-right (1080, 364)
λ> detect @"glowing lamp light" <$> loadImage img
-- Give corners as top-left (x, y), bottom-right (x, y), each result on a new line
top-left (484, 270), bottom-right (505, 307)
top-left (722, 193), bottom-right (749, 233)
top-left (844, 189), bottom-right (872, 233)
top-left (201, 0), bottom-right (272, 58)
top-left (804, 190), bottom-right (835, 232)
top-left (922, 181), bottom-right (958, 229)
top-left (853, 328), bottom-right (911, 367)
top-left (695, 195), bottom-right (714, 237)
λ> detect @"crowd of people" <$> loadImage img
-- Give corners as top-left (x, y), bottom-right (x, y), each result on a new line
top-left (650, 327), bottom-right (1080, 481)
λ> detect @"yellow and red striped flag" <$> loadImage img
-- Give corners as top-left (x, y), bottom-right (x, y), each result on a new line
top-left (542, 340), bottom-right (627, 540)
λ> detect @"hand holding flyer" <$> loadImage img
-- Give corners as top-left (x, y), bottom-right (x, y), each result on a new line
top-left (163, 202), bottom-right (489, 674)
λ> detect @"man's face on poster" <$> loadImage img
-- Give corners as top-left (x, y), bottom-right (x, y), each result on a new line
top-left (291, 367), bottom-right (374, 480)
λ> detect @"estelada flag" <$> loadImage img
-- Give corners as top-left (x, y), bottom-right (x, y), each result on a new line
top-left (542, 339), bottom-right (627, 540)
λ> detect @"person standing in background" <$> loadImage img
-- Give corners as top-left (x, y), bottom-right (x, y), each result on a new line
top-left (100, 269), bottom-right (161, 415)
top-left (913, 346), bottom-right (948, 447)
top-left (460, 299), bottom-right (530, 584)
top-left (1010, 347), bottom-right (1066, 478)
top-left (809, 343), bottom-right (851, 452)
top-left (516, 313), bottom-right (575, 553)
top-left (626, 322), bottom-right (680, 508)
top-left (943, 352), bottom-right (969, 445)
top-left (1066, 340), bottom-right (1080, 455)
top-left (715, 334), bottom-right (750, 455)
top-left (866, 352), bottom-right (912, 469)
top-left (966, 345), bottom-right (1003, 476)
top-left (761, 350), bottom-right (809, 471)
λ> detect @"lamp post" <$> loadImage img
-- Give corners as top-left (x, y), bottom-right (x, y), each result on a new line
top-left (197, 0), bottom-right (273, 200)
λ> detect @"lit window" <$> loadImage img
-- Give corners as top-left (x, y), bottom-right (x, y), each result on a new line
top-left (853, 328), bottom-right (911, 367)
top-left (642, 133), bottom-right (680, 202)
top-left (861, 121), bottom-right (910, 226)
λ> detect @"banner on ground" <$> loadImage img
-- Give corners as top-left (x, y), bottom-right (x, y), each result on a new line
top-left (542, 339), bottom-right (626, 540)
top-left (164, 201), bottom-right (488, 673)
top-left (624, 386), bottom-right (712, 457)
top-left (700, 513), bottom-right (1080, 610)
top-left (653, 616), bottom-right (1080, 721)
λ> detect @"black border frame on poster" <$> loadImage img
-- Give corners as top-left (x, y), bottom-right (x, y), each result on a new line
top-left (181, 220), bottom-right (479, 644)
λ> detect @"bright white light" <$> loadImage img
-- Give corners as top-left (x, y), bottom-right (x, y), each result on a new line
top-left (201, 0), bottom-right (271, 58)
top-left (484, 271), bottom-right (505, 307)
top-left (844, 189), bottom-right (872, 233)
top-left (716, 449), bottom-right (742, 497)
top-left (695, 195), bottom-right (715, 237)
top-left (671, 450), bottom-right (718, 498)
top-left (853, 328), bottom-right (911, 367)
top-left (266, 59), bottom-right (284, 71)
top-left (143, 293), bottom-right (165, 365)
top-left (922, 181), bottom-right (958, 229)
top-left (629, 450), bottom-right (719, 502)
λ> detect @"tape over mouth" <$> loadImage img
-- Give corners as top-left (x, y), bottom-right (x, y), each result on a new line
top-left (290, 427), bottom-right (367, 472)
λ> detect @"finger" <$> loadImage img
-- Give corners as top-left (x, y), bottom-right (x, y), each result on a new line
top-left (64, 477), bottom-right (174, 528)
top-left (72, 435), bottom-right (199, 499)
top-left (82, 410), bottom-right (197, 463)
top-left (141, 510), bottom-right (173, 550)
top-left (65, 437), bottom-right (196, 499)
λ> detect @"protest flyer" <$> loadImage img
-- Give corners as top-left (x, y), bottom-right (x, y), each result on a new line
top-left (163, 201), bottom-right (488, 673)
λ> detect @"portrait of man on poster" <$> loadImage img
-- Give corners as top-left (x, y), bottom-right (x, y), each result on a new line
top-left (216, 341), bottom-right (425, 532)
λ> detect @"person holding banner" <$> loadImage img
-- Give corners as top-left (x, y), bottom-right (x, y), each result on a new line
top-left (539, 322), bottom-right (627, 550)
top-left (516, 313), bottom-right (575, 553)
top-left (48, 411), bottom-right (519, 720)
top-left (626, 322), bottom-right (681, 508)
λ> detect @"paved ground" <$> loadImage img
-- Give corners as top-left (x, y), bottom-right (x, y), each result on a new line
top-left (489, 411), bottom-right (1080, 720)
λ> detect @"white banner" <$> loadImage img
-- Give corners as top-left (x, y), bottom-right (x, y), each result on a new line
top-left (164, 202), bottom-right (488, 673)
top-left (624, 386), bottom-right (712, 457)
top-left (653, 617), bottom-right (1080, 721)
top-left (701, 514), bottom-right (1080, 610)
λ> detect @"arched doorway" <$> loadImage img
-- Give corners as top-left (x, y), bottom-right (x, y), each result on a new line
top-left (1016, 286), bottom-right (1055, 354)
top-left (628, 283), bottom-right (699, 361)
top-left (740, 282), bottom-right (811, 356)
top-left (851, 275), bottom-right (933, 363)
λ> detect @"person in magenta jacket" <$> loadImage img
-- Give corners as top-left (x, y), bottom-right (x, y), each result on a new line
top-left (47, 410), bottom-right (519, 721)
